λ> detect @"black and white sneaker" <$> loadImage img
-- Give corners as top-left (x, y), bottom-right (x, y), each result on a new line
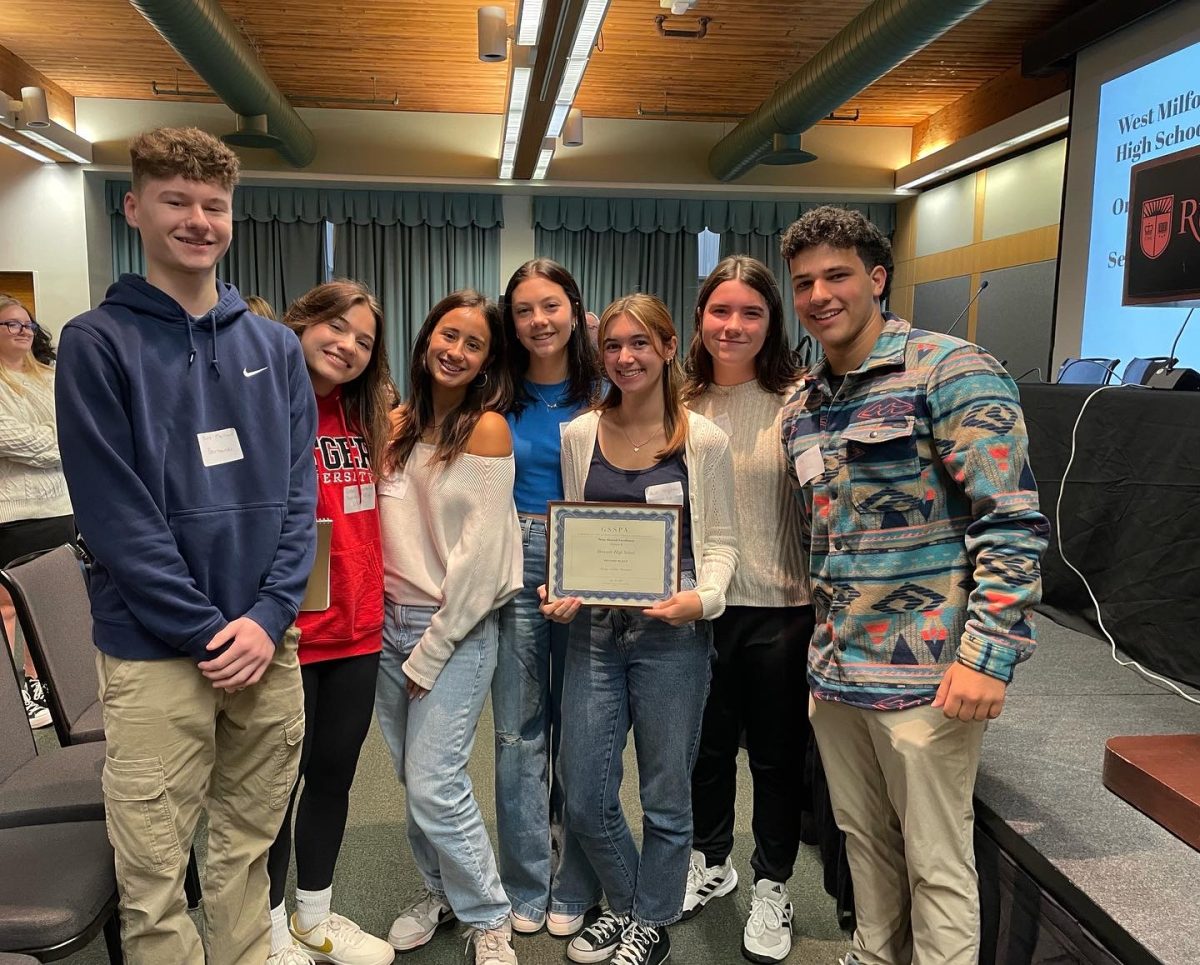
top-left (567, 910), bottom-right (630, 963)
top-left (610, 922), bottom-right (670, 965)
top-left (22, 683), bottom-right (51, 730)
top-left (681, 849), bottom-right (738, 920)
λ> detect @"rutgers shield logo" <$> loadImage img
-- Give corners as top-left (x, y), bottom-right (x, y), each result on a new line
top-left (1140, 195), bottom-right (1174, 259)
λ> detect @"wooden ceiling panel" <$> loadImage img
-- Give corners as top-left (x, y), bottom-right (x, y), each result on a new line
top-left (0, 0), bottom-right (1085, 126)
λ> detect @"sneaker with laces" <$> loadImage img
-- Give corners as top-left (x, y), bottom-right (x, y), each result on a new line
top-left (290, 912), bottom-right (394, 965)
top-left (742, 879), bottom-right (793, 963)
top-left (266, 941), bottom-right (315, 965)
top-left (469, 927), bottom-right (518, 965)
top-left (388, 889), bottom-right (455, 952)
top-left (681, 850), bottom-right (738, 920)
top-left (610, 922), bottom-right (670, 965)
top-left (22, 685), bottom-right (51, 730)
top-left (567, 910), bottom-right (630, 963)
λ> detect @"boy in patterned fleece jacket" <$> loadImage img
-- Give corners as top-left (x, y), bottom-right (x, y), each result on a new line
top-left (779, 206), bottom-right (1048, 965)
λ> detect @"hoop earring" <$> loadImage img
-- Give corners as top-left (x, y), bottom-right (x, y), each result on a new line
top-left (473, 371), bottom-right (489, 389)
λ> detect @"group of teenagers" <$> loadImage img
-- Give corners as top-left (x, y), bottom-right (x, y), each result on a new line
top-left (27, 124), bottom-right (1050, 965)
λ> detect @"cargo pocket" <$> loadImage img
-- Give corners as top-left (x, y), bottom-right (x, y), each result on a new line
top-left (270, 711), bottom-right (306, 810)
top-left (102, 757), bottom-right (182, 871)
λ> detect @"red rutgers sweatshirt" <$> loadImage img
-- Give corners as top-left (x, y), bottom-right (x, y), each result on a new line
top-left (298, 387), bottom-right (385, 664)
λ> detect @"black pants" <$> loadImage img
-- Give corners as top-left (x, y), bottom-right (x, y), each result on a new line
top-left (689, 604), bottom-right (815, 884)
top-left (268, 649), bottom-right (380, 906)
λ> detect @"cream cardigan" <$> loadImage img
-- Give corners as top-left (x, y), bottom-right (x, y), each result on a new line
top-left (0, 369), bottom-right (73, 524)
top-left (560, 408), bottom-right (738, 619)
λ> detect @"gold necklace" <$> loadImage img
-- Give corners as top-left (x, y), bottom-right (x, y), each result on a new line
top-left (612, 418), bottom-right (663, 453)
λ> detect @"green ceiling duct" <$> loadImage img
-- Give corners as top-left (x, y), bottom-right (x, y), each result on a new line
top-left (129, 0), bottom-right (317, 167)
top-left (708, 0), bottom-right (992, 181)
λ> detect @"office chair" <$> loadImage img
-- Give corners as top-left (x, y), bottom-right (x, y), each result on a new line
top-left (1056, 357), bottom-right (1120, 384)
top-left (1122, 357), bottom-right (1175, 386)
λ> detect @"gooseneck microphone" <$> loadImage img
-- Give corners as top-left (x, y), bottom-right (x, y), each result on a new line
top-left (945, 279), bottom-right (989, 339)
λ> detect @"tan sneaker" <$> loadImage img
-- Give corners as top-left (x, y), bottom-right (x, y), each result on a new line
top-left (290, 912), bottom-right (395, 965)
top-left (471, 926), bottom-right (518, 965)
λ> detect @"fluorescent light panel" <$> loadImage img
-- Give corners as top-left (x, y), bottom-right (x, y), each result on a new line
top-left (546, 103), bottom-right (571, 139)
top-left (516, 0), bottom-right (545, 46)
top-left (0, 130), bottom-right (55, 163)
top-left (570, 0), bottom-right (610, 61)
top-left (20, 123), bottom-right (92, 164)
top-left (896, 118), bottom-right (1067, 190)
top-left (532, 146), bottom-right (554, 180)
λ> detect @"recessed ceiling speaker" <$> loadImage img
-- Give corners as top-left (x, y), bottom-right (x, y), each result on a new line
top-left (563, 108), bottom-right (584, 147)
top-left (760, 132), bottom-right (817, 165)
top-left (19, 86), bottom-right (49, 128)
top-left (478, 6), bottom-right (508, 62)
top-left (222, 114), bottom-right (282, 149)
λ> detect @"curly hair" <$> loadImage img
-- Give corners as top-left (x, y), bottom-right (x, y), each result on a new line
top-left (130, 127), bottom-right (241, 193)
top-left (779, 206), bottom-right (893, 300)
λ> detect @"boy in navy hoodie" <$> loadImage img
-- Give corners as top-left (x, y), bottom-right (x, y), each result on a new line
top-left (56, 127), bottom-right (317, 965)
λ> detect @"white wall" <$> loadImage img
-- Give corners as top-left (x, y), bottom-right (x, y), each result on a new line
top-left (0, 148), bottom-right (90, 333)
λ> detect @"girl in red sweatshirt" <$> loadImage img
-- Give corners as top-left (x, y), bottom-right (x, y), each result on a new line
top-left (265, 281), bottom-right (396, 965)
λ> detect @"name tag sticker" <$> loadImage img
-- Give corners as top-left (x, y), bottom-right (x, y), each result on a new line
top-left (380, 475), bottom-right (408, 500)
top-left (343, 485), bottom-right (361, 514)
top-left (645, 480), bottom-right (684, 505)
top-left (359, 482), bottom-right (376, 510)
top-left (560, 422), bottom-right (568, 440)
top-left (712, 412), bottom-right (733, 437)
top-left (197, 428), bottom-right (244, 468)
top-left (794, 445), bottom-right (824, 485)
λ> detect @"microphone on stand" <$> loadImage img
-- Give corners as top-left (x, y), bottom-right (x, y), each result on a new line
top-left (945, 279), bottom-right (989, 339)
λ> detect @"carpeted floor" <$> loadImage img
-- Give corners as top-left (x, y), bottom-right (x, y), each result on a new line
top-left (49, 695), bottom-right (853, 964)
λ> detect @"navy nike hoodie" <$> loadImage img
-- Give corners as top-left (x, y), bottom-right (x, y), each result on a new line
top-left (56, 274), bottom-right (318, 662)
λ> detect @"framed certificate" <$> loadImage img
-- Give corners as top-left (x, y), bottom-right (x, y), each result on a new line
top-left (546, 501), bottom-right (682, 607)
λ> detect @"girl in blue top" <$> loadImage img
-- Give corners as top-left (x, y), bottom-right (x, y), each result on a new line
top-left (493, 258), bottom-right (602, 938)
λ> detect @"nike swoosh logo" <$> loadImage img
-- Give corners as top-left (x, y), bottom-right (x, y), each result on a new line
top-left (298, 936), bottom-right (334, 954)
top-left (243, 366), bottom-right (268, 377)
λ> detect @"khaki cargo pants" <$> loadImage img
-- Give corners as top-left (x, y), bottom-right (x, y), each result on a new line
top-left (97, 629), bottom-right (305, 965)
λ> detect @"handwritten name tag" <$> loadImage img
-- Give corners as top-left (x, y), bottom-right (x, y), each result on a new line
top-left (197, 428), bottom-right (244, 468)
top-left (793, 445), bottom-right (824, 486)
top-left (645, 480), bottom-right (684, 505)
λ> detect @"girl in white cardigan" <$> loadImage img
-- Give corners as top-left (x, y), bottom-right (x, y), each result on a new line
top-left (375, 290), bottom-right (523, 965)
top-left (0, 294), bottom-right (73, 730)
top-left (542, 293), bottom-right (737, 965)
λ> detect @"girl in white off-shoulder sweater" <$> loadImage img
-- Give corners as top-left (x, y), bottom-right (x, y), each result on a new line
top-left (542, 293), bottom-right (738, 965)
top-left (375, 290), bottom-right (523, 965)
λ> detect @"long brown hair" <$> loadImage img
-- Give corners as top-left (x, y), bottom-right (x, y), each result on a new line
top-left (283, 281), bottom-right (393, 478)
top-left (596, 293), bottom-right (688, 460)
top-left (682, 255), bottom-right (801, 401)
top-left (389, 290), bottom-right (508, 470)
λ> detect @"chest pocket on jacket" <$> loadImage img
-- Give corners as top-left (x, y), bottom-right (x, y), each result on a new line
top-left (843, 417), bottom-right (924, 519)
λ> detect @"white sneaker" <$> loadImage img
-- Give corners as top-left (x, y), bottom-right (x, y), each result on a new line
top-left (290, 912), bottom-right (394, 965)
top-left (681, 849), bottom-right (738, 920)
top-left (547, 909), bottom-right (588, 937)
top-left (510, 909), bottom-right (543, 934)
top-left (470, 927), bottom-right (518, 964)
top-left (742, 879), bottom-right (793, 963)
top-left (388, 889), bottom-right (454, 951)
top-left (266, 942), bottom-right (315, 965)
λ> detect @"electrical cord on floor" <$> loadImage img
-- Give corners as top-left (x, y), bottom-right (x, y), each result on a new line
top-left (1056, 383), bottom-right (1200, 705)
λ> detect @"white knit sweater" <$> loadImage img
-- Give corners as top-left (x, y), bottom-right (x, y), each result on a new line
top-left (378, 444), bottom-right (523, 690)
top-left (560, 409), bottom-right (739, 619)
top-left (0, 369), bottom-right (73, 524)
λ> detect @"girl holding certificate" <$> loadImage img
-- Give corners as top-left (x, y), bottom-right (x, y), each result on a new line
top-left (494, 259), bottom-right (602, 939)
top-left (265, 281), bottom-right (396, 965)
top-left (376, 290), bottom-right (525, 965)
top-left (541, 293), bottom-right (737, 965)
top-left (679, 256), bottom-right (813, 965)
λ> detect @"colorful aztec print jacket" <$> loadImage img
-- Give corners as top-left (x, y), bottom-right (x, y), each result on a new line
top-left (781, 315), bottom-right (1050, 711)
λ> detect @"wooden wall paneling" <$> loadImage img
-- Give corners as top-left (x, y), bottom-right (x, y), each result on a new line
top-left (0, 271), bottom-right (37, 317)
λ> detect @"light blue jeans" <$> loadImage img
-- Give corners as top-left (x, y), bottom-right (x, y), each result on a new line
top-left (493, 515), bottom-right (602, 921)
top-left (375, 603), bottom-right (509, 931)
top-left (561, 573), bottom-right (713, 927)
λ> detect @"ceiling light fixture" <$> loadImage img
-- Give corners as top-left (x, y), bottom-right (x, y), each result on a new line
top-left (532, 138), bottom-right (555, 180)
top-left (537, 0), bottom-right (610, 175)
top-left (562, 107), bottom-right (584, 147)
top-left (499, 57), bottom-right (533, 180)
top-left (896, 118), bottom-right (1067, 190)
top-left (516, 0), bottom-right (546, 46)
top-left (19, 119), bottom-right (94, 164)
top-left (0, 130), bottom-right (56, 164)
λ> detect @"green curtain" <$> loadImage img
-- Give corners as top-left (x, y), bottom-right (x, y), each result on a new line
top-left (333, 221), bottom-right (500, 394)
top-left (535, 226), bottom-right (701, 347)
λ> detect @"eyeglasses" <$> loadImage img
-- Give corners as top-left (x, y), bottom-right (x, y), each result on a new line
top-left (2, 320), bottom-right (39, 335)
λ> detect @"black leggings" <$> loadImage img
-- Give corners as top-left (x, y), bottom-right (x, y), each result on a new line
top-left (268, 650), bottom-right (380, 906)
